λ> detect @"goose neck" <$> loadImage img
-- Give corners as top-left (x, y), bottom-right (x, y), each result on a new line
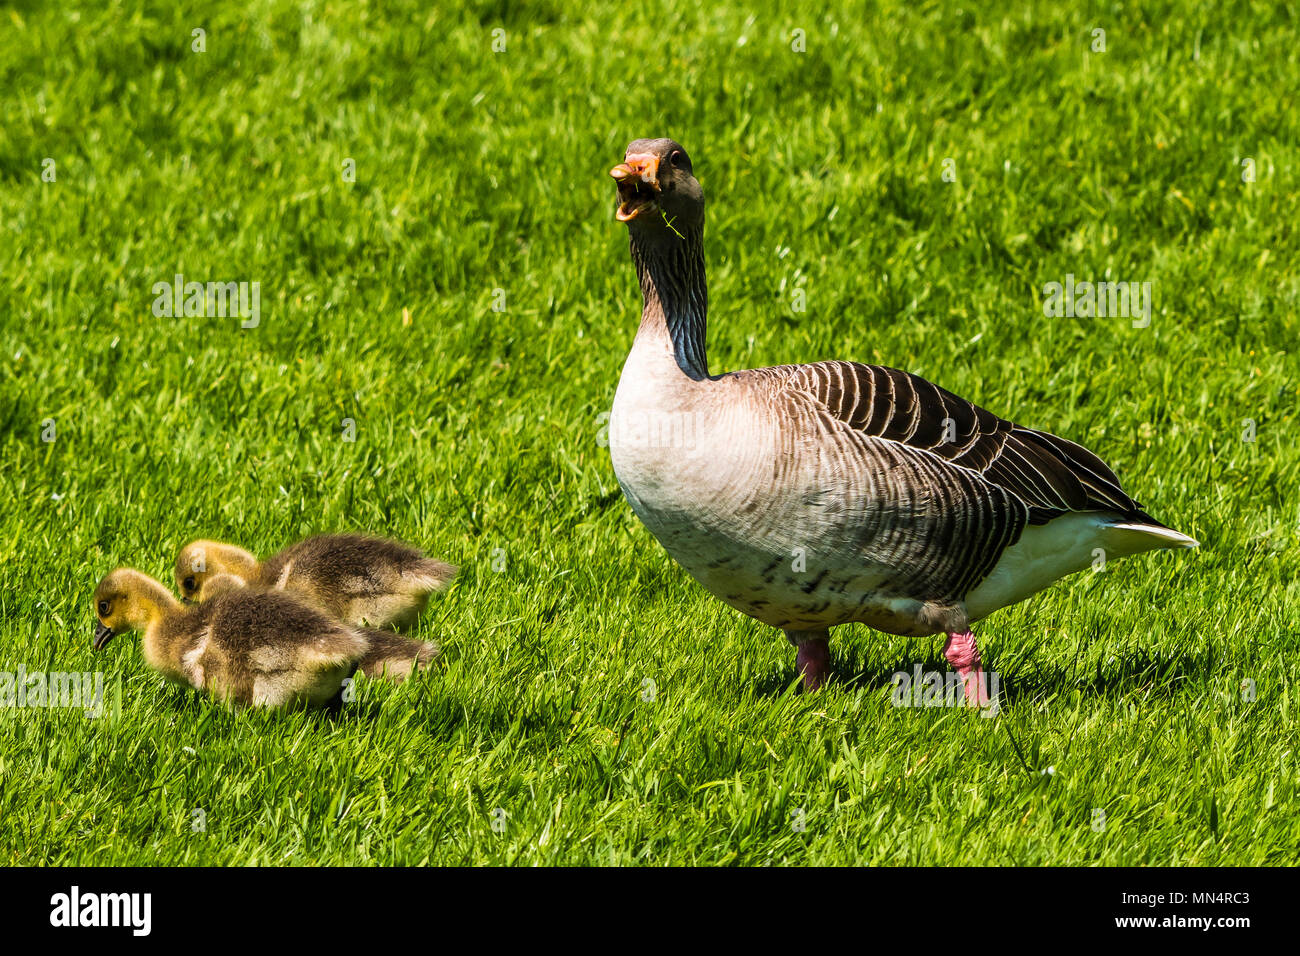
top-left (630, 227), bottom-right (709, 380)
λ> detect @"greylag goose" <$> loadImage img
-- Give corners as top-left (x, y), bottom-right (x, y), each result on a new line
top-left (607, 138), bottom-right (1197, 701)
top-left (93, 568), bottom-right (438, 708)
top-left (174, 533), bottom-right (457, 630)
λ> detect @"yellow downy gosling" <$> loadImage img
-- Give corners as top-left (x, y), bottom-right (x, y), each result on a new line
top-left (175, 533), bottom-right (457, 630)
top-left (93, 568), bottom-right (437, 709)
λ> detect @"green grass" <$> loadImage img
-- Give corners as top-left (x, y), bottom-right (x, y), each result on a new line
top-left (1, 0), bottom-right (1298, 865)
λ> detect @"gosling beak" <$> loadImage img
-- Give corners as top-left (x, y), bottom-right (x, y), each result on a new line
top-left (93, 622), bottom-right (116, 651)
top-left (610, 152), bottom-right (661, 222)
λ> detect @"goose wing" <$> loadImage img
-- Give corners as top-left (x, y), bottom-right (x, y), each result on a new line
top-left (765, 360), bottom-right (1154, 524)
top-left (744, 361), bottom-right (1160, 602)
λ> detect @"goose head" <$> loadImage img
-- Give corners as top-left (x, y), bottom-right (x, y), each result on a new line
top-left (92, 568), bottom-right (178, 649)
top-left (610, 138), bottom-right (704, 238)
top-left (175, 540), bottom-right (257, 601)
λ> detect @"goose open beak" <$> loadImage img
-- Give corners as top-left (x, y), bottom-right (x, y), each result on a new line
top-left (93, 622), bottom-right (116, 650)
top-left (610, 152), bottom-right (660, 222)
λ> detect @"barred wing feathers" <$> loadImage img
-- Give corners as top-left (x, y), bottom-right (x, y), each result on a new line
top-left (743, 361), bottom-right (1170, 602)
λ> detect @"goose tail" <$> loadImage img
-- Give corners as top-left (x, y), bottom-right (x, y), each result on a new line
top-left (356, 630), bottom-right (440, 682)
top-left (406, 558), bottom-right (458, 593)
top-left (1106, 520), bottom-right (1199, 552)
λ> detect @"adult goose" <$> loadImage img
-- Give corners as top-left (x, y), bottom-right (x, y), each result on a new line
top-left (607, 137), bottom-right (1196, 701)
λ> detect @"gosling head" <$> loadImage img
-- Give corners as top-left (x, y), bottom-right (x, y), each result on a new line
top-left (610, 138), bottom-right (704, 240)
top-left (92, 568), bottom-right (177, 650)
top-left (175, 540), bottom-right (257, 602)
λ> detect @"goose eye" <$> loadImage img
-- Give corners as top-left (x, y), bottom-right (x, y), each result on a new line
top-left (183, 577), bottom-right (196, 591)
top-left (97, 600), bottom-right (109, 616)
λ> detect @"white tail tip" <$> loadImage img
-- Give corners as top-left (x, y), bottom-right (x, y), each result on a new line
top-left (1109, 523), bottom-right (1199, 549)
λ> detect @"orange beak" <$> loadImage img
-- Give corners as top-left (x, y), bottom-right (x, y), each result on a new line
top-left (610, 153), bottom-right (660, 222)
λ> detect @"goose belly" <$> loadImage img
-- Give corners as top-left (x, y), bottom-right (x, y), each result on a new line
top-left (690, 538), bottom-right (937, 634)
top-left (619, 487), bottom-right (943, 633)
top-left (609, 403), bottom-right (949, 636)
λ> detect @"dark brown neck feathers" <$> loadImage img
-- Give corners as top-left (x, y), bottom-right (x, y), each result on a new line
top-left (630, 225), bottom-right (709, 380)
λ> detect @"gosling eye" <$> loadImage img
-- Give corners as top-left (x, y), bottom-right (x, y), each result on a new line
top-left (183, 577), bottom-right (196, 592)
top-left (97, 600), bottom-right (109, 616)
top-left (669, 150), bottom-right (684, 169)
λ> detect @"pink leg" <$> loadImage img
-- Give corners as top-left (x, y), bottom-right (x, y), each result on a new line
top-left (943, 629), bottom-right (990, 708)
top-left (787, 630), bottom-right (831, 691)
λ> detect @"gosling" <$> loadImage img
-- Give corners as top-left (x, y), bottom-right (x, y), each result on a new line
top-left (93, 568), bottom-right (439, 709)
top-left (197, 571), bottom-right (437, 682)
top-left (175, 534), bottom-right (457, 630)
